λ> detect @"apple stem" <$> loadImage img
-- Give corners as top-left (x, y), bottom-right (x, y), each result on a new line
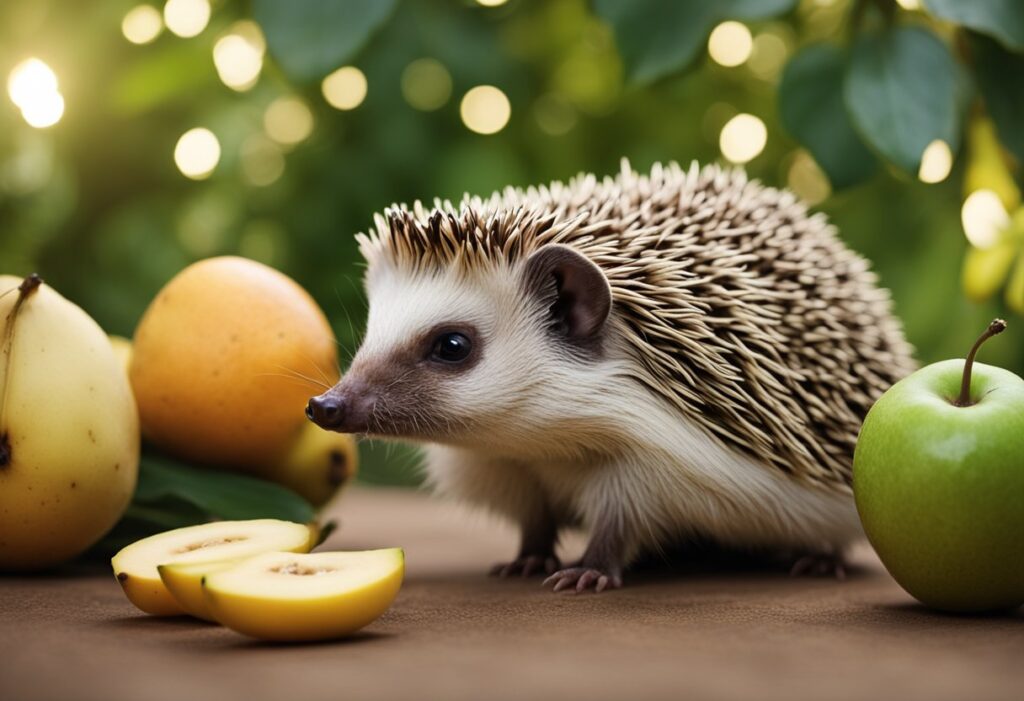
top-left (955, 319), bottom-right (1007, 407)
top-left (0, 433), bottom-right (9, 469)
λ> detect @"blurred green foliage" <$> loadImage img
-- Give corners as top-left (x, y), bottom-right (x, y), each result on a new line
top-left (1, 0), bottom-right (1022, 486)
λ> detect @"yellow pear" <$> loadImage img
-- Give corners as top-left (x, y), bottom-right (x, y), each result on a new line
top-left (129, 257), bottom-right (338, 472)
top-left (202, 549), bottom-right (404, 641)
top-left (268, 421), bottom-right (358, 506)
top-left (108, 335), bottom-right (133, 375)
top-left (0, 274), bottom-right (139, 570)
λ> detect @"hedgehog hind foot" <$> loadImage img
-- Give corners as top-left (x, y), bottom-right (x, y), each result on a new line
top-left (789, 552), bottom-right (848, 580)
top-left (490, 554), bottom-right (560, 578)
top-left (543, 566), bottom-right (623, 593)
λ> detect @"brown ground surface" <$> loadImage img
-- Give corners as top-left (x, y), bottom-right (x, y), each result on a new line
top-left (1, 486), bottom-right (1022, 701)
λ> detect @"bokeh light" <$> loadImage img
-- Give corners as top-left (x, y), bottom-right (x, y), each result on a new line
top-left (174, 127), bottom-right (220, 179)
top-left (240, 134), bottom-right (286, 187)
top-left (460, 85), bottom-right (511, 135)
top-left (264, 97), bottom-right (314, 146)
top-left (961, 189), bottom-right (1010, 249)
top-left (786, 150), bottom-right (831, 206)
top-left (708, 21), bottom-right (753, 67)
top-left (719, 113), bottom-right (767, 164)
top-left (475, 0), bottom-right (508, 6)
top-left (122, 5), bottom-right (163, 45)
top-left (8, 58), bottom-right (58, 107)
top-left (918, 139), bottom-right (952, 184)
top-left (7, 58), bottom-right (64, 128)
top-left (401, 58), bottom-right (452, 111)
top-left (213, 21), bottom-right (265, 91)
top-left (239, 219), bottom-right (288, 266)
top-left (894, 0), bottom-right (920, 10)
top-left (322, 66), bottom-right (367, 110)
top-left (163, 0), bottom-right (210, 39)
top-left (533, 93), bottom-right (577, 136)
top-left (177, 189), bottom-right (238, 255)
top-left (748, 31), bottom-right (790, 81)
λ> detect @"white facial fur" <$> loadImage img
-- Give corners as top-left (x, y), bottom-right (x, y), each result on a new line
top-left (358, 258), bottom-right (632, 456)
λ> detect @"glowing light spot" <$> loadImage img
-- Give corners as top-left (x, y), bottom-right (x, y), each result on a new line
top-left (264, 97), bottom-right (314, 146)
top-left (533, 93), bottom-right (577, 136)
top-left (476, 0), bottom-right (508, 6)
top-left (122, 5), bottom-right (163, 45)
top-left (240, 134), bottom-right (285, 187)
top-left (239, 219), bottom-right (287, 266)
top-left (708, 21), bottom-right (753, 67)
top-left (8, 59), bottom-right (64, 129)
top-left (460, 85), bottom-right (511, 135)
top-left (401, 59), bottom-right (452, 111)
top-left (20, 91), bottom-right (64, 128)
top-left (719, 113), bottom-right (767, 164)
top-left (213, 22), bottom-right (265, 91)
top-left (174, 127), bottom-right (220, 180)
top-left (748, 32), bottom-right (789, 81)
top-left (917, 139), bottom-right (952, 184)
top-left (786, 151), bottom-right (831, 207)
top-left (894, 0), bottom-right (920, 10)
top-left (8, 59), bottom-right (58, 108)
top-left (321, 66), bottom-right (367, 110)
top-left (164, 0), bottom-right (210, 39)
top-left (961, 190), bottom-right (1010, 249)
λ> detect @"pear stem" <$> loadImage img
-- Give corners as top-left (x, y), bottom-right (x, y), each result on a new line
top-left (0, 274), bottom-right (44, 466)
top-left (954, 319), bottom-right (1007, 407)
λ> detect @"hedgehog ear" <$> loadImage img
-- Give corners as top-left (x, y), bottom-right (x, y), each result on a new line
top-left (522, 244), bottom-right (611, 341)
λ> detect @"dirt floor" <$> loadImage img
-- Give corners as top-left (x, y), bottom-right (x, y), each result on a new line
top-left (1, 487), bottom-right (1022, 701)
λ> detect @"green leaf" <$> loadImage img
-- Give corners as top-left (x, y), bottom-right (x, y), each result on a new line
top-left (971, 32), bottom-right (1024, 175)
top-left (593, 0), bottom-right (797, 84)
top-left (253, 0), bottom-right (398, 81)
top-left (779, 43), bottom-right (877, 189)
top-left (135, 454), bottom-right (316, 524)
top-left (725, 0), bottom-right (799, 20)
top-left (924, 0), bottom-right (1024, 52)
top-left (845, 26), bottom-right (965, 174)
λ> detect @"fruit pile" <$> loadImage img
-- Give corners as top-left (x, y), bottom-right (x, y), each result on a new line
top-left (0, 257), bottom-right (357, 570)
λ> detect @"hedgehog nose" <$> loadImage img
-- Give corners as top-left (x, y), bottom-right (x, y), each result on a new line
top-left (306, 394), bottom-right (346, 429)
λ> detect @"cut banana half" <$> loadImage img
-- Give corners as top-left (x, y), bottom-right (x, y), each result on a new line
top-left (112, 519), bottom-right (315, 616)
top-left (202, 549), bottom-right (404, 641)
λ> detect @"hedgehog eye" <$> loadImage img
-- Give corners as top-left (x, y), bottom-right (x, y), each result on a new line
top-left (430, 332), bottom-right (472, 363)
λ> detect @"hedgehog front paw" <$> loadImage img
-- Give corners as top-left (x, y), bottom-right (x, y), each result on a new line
top-left (543, 566), bottom-right (623, 593)
top-left (490, 554), bottom-right (560, 578)
top-left (789, 552), bottom-right (848, 580)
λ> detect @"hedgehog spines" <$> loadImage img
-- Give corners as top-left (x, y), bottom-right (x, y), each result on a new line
top-left (357, 159), bottom-right (915, 490)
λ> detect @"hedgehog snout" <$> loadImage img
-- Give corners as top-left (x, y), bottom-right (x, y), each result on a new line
top-left (306, 378), bottom-right (377, 434)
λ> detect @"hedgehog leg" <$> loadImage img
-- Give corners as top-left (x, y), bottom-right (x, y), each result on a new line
top-left (490, 509), bottom-right (560, 578)
top-left (789, 549), bottom-right (848, 580)
top-left (543, 511), bottom-right (626, 593)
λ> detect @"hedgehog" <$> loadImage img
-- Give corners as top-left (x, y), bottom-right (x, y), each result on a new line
top-left (306, 159), bottom-right (916, 592)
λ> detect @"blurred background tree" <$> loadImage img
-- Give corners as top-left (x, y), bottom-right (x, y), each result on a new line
top-left (2, 0), bottom-right (1022, 485)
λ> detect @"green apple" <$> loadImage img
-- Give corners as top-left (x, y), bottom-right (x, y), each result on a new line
top-left (854, 320), bottom-right (1024, 613)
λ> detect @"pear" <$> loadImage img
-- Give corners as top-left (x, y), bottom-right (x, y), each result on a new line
top-left (268, 421), bottom-right (358, 507)
top-left (0, 274), bottom-right (139, 570)
top-left (108, 335), bottom-right (133, 376)
top-left (129, 257), bottom-right (338, 472)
